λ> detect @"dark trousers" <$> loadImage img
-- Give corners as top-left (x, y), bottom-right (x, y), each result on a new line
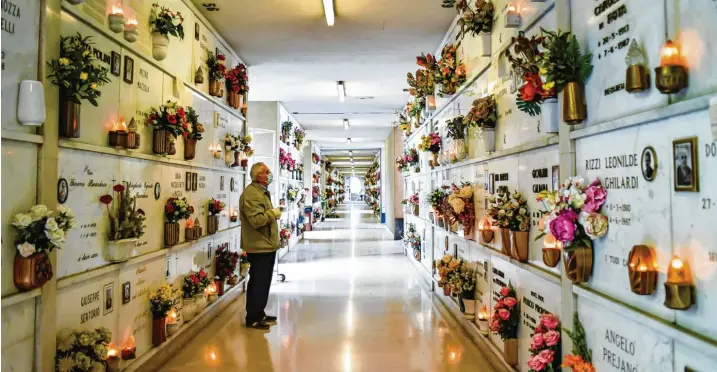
top-left (245, 251), bottom-right (277, 324)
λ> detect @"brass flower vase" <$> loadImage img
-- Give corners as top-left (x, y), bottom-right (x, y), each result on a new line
top-left (480, 229), bottom-right (494, 244)
top-left (563, 242), bottom-right (593, 283)
top-left (152, 129), bottom-right (169, 155)
top-left (562, 82), bottom-right (587, 125)
top-left (184, 138), bottom-right (197, 160)
top-left (164, 222), bottom-right (180, 247)
top-left (511, 231), bottom-right (529, 262)
top-left (626, 65), bottom-right (650, 93)
top-left (207, 215), bottom-right (219, 235)
top-left (503, 338), bottom-right (519, 366)
top-left (14, 252), bottom-right (53, 291)
top-left (542, 248), bottom-right (561, 268)
top-left (499, 228), bottom-right (511, 256)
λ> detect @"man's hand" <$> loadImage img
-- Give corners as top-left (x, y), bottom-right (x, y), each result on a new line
top-left (270, 208), bottom-right (282, 219)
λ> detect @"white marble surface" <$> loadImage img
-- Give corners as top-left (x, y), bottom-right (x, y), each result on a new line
top-left (571, 0), bottom-right (669, 125)
top-left (1, 299), bottom-right (35, 372)
top-left (576, 121), bottom-right (674, 321)
top-left (517, 266), bottom-right (561, 372)
top-left (674, 339), bottom-right (717, 372)
top-left (489, 256), bottom-right (519, 350)
top-left (578, 296), bottom-right (674, 372)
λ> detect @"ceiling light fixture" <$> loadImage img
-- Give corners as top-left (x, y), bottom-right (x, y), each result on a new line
top-left (349, 151), bottom-right (353, 156)
top-left (343, 118), bottom-right (349, 130)
top-left (322, 0), bottom-right (335, 26)
top-left (346, 138), bottom-right (351, 144)
top-left (337, 81), bottom-right (346, 102)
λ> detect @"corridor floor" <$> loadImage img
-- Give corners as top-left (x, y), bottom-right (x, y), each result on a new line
top-left (159, 202), bottom-right (495, 371)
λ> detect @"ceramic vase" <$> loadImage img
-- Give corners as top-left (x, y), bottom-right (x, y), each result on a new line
top-left (510, 231), bottom-right (529, 262)
top-left (151, 32), bottom-right (169, 61)
top-left (17, 80), bottom-right (45, 126)
top-left (480, 128), bottom-right (495, 152)
top-left (540, 98), bottom-right (559, 133)
top-left (182, 297), bottom-right (196, 322)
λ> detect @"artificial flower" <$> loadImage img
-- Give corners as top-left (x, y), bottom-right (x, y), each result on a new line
top-left (17, 242), bottom-right (37, 257)
top-left (500, 287), bottom-right (509, 296)
top-left (56, 356), bottom-right (75, 372)
top-left (540, 313), bottom-right (560, 330)
top-left (549, 209), bottom-right (578, 243)
top-left (503, 297), bottom-right (517, 308)
top-left (531, 333), bottom-right (544, 350)
top-left (56, 330), bottom-right (76, 352)
top-left (45, 217), bottom-right (59, 232)
top-left (580, 212), bottom-right (609, 239)
top-left (527, 355), bottom-right (546, 371)
top-left (12, 213), bottom-right (32, 228)
top-left (543, 330), bottom-right (561, 347)
top-left (498, 308), bottom-right (511, 320)
top-left (537, 349), bottom-right (555, 365)
top-left (30, 204), bottom-right (49, 220)
top-left (583, 180), bottom-right (607, 213)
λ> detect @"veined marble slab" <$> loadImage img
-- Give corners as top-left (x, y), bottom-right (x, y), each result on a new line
top-left (674, 340), bottom-right (717, 372)
top-left (1, 299), bottom-right (35, 372)
top-left (578, 296), bottom-right (674, 372)
top-left (489, 256), bottom-right (520, 350)
top-left (517, 266), bottom-right (561, 372)
top-left (571, 0), bottom-right (669, 125)
top-left (56, 269), bottom-right (119, 343)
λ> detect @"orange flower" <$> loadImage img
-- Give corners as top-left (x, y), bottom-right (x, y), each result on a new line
top-left (561, 355), bottom-right (595, 372)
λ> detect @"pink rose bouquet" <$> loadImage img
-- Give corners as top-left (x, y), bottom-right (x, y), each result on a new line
top-left (491, 283), bottom-right (519, 340)
top-left (536, 176), bottom-right (608, 248)
top-left (527, 313), bottom-right (561, 372)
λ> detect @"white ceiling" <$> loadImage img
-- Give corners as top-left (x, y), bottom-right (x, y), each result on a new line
top-left (192, 0), bottom-right (455, 156)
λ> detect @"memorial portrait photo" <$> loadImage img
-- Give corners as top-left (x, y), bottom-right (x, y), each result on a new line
top-left (640, 146), bottom-right (657, 182)
top-left (673, 137), bottom-right (698, 192)
top-left (104, 283), bottom-right (114, 315)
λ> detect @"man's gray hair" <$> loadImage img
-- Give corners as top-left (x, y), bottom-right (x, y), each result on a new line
top-left (250, 162), bottom-right (268, 181)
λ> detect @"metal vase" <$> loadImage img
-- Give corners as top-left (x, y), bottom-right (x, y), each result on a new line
top-left (184, 138), bottom-right (197, 160)
top-left (152, 129), bottom-right (169, 155)
top-left (59, 97), bottom-right (81, 138)
top-left (562, 82), bottom-right (587, 125)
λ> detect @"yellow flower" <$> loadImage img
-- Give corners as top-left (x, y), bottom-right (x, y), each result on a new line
top-left (539, 67), bottom-right (548, 75)
top-left (83, 50), bottom-right (90, 57)
top-left (90, 83), bottom-right (97, 89)
top-left (543, 81), bottom-right (555, 91)
top-left (58, 58), bottom-right (70, 66)
top-left (79, 72), bottom-right (88, 80)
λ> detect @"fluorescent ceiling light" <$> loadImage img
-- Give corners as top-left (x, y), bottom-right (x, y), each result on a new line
top-left (337, 81), bottom-right (345, 102)
top-left (323, 0), bottom-right (335, 26)
top-left (349, 151), bottom-right (353, 156)
top-left (343, 118), bottom-right (349, 130)
top-left (346, 138), bottom-right (351, 144)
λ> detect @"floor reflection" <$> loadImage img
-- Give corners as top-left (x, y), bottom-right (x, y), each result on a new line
top-left (159, 203), bottom-right (495, 371)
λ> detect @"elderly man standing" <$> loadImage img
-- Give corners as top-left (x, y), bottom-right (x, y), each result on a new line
top-left (240, 162), bottom-right (282, 330)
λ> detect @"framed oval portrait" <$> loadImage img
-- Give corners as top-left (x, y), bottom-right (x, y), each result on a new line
top-left (57, 178), bottom-right (69, 204)
top-left (640, 146), bottom-right (657, 182)
top-left (154, 182), bottom-right (161, 200)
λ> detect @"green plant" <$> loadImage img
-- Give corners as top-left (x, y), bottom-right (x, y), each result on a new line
top-left (47, 34), bottom-right (111, 106)
top-left (99, 183), bottom-right (146, 241)
top-left (281, 120), bottom-right (293, 138)
top-left (185, 107), bottom-right (204, 140)
top-left (456, 0), bottom-right (494, 40)
top-left (426, 188), bottom-right (447, 209)
top-left (55, 327), bottom-right (111, 372)
top-left (540, 28), bottom-right (593, 91)
top-left (206, 52), bottom-right (225, 81)
top-left (564, 312), bottom-right (593, 365)
top-left (149, 3), bottom-right (184, 39)
top-left (445, 115), bottom-right (467, 140)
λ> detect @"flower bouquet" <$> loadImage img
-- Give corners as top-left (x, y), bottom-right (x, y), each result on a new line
top-left (312, 152), bottom-right (321, 164)
top-left (562, 312), bottom-right (595, 372)
top-left (508, 191), bottom-right (530, 262)
top-left (396, 110), bottom-right (412, 136)
top-left (435, 43), bottom-right (467, 96)
top-left (408, 193), bottom-right (420, 216)
top-left (539, 28), bottom-right (593, 124)
top-left (446, 115), bottom-right (468, 162)
top-left (537, 177), bottom-right (608, 282)
top-left (149, 284), bottom-right (177, 346)
top-left (207, 198), bottom-right (225, 235)
top-left (55, 327), bottom-right (111, 372)
top-left (487, 188), bottom-right (512, 255)
top-left (287, 185), bottom-right (299, 203)
top-left (145, 101), bottom-right (187, 155)
top-left (206, 52), bottom-right (226, 96)
top-left (181, 272), bottom-right (201, 321)
top-left (149, 3), bottom-right (184, 60)
top-left (406, 99), bottom-right (426, 128)
top-left (225, 63), bottom-right (248, 109)
top-left (455, 263), bottom-right (477, 318)
top-left (396, 156), bottom-right (409, 172)
top-left (48, 34), bottom-right (111, 138)
top-left (426, 187), bottom-right (447, 224)
top-left (12, 205), bottom-right (76, 291)
top-left (216, 245), bottom-right (240, 282)
top-left (456, 0), bottom-right (494, 56)
top-left (239, 251), bottom-right (250, 277)
top-left (294, 127), bottom-right (305, 150)
top-left (418, 132), bottom-right (442, 168)
top-left (527, 313), bottom-right (562, 372)
top-left (491, 283), bottom-right (520, 366)
top-left (183, 107), bottom-right (204, 160)
top-left (464, 95), bottom-right (497, 152)
top-left (281, 120), bottom-right (293, 144)
top-left (164, 197), bottom-right (193, 246)
top-left (405, 147), bottom-right (420, 172)
top-left (434, 254), bottom-right (454, 293)
top-left (506, 32), bottom-right (555, 117)
top-left (100, 183), bottom-right (145, 262)
top-left (447, 183), bottom-right (476, 240)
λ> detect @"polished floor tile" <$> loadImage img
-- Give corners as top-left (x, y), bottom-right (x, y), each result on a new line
top-left (159, 203), bottom-right (495, 372)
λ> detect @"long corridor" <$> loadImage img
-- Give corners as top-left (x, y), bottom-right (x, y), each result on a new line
top-left (159, 203), bottom-right (495, 371)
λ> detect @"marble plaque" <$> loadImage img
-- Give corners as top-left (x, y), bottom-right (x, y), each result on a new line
top-left (674, 340), bottom-right (717, 372)
top-left (58, 149), bottom-right (120, 277)
top-left (577, 296), bottom-right (674, 372)
top-left (471, 247), bottom-right (493, 315)
top-left (117, 256), bottom-right (166, 360)
top-left (571, 0), bottom-right (669, 124)
top-left (56, 270), bottom-right (119, 339)
top-left (489, 256), bottom-right (519, 349)
top-left (668, 0), bottom-right (717, 101)
top-left (1, 300), bottom-right (35, 372)
top-left (1, 140), bottom-right (38, 296)
top-left (161, 1), bottom-right (194, 85)
top-left (482, 156), bottom-right (520, 252)
top-left (119, 157), bottom-right (163, 256)
top-left (189, 91), bottom-right (216, 167)
top-left (666, 110), bottom-right (717, 341)
top-left (576, 123), bottom-right (674, 320)
top-left (517, 145), bottom-right (561, 274)
top-left (214, 171), bottom-right (231, 231)
top-left (517, 267), bottom-right (561, 371)
top-left (163, 164), bottom-right (194, 243)
top-left (1, 0), bottom-right (41, 133)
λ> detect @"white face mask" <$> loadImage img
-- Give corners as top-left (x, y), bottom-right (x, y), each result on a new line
top-left (266, 172), bottom-right (274, 185)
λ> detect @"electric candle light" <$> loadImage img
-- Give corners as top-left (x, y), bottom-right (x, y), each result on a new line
top-left (479, 218), bottom-right (494, 244)
top-left (505, 3), bottom-right (521, 28)
top-left (476, 305), bottom-right (489, 336)
top-left (108, 118), bottom-right (128, 148)
top-left (627, 245), bottom-right (658, 295)
top-left (207, 282), bottom-right (218, 303)
top-left (655, 39), bottom-right (688, 93)
top-left (108, 2), bottom-right (125, 33)
top-left (542, 234), bottom-right (561, 267)
top-left (124, 16), bottom-right (139, 43)
top-left (664, 256), bottom-right (695, 310)
top-left (166, 308), bottom-right (180, 336)
top-left (185, 218), bottom-right (196, 240)
top-left (230, 208), bottom-right (238, 222)
top-left (121, 336), bottom-right (136, 360)
top-left (106, 344), bottom-right (120, 372)
top-left (625, 39), bottom-right (650, 93)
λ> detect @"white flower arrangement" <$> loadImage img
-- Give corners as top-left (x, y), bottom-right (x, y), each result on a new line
top-left (13, 205), bottom-right (76, 257)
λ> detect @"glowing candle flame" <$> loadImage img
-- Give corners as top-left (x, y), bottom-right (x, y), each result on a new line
top-left (125, 16), bottom-right (137, 26)
top-left (660, 40), bottom-right (683, 66)
top-left (671, 257), bottom-right (684, 270)
top-left (111, 3), bottom-right (124, 15)
top-left (638, 264), bottom-right (648, 272)
top-left (107, 346), bottom-right (119, 358)
top-left (507, 4), bottom-right (518, 13)
top-left (112, 118), bottom-right (127, 131)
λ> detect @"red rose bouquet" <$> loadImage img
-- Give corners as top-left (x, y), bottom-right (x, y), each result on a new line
top-left (208, 198), bottom-right (225, 216)
top-left (216, 245), bottom-right (240, 279)
top-left (145, 100), bottom-right (187, 139)
top-left (182, 272), bottom-right (201, 298)
top-left (491, 283), bottom-right (519, 340)
top-left (527, 313), bottom-right (561, 372)
top-left (164, 197), bottom-right (193, 223)
top-left (225, 63), bottom-right (248, 94)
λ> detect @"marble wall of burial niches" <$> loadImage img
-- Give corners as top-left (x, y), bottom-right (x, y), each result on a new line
top-left (422, 223), bottom-right (434, 268)
top-left (667, 0), bottom-right (717, 101)
top-left (60, 11), bottom-right (124, 146)
top-left (118, 157), bottom-right (164, 256)
top-left (480, 156), bottom-right (520, 253)
top-left (190, 92), bottom-right (218, 167)
top-left (162, 163), bottom-right (197, 244)
top-left (56, 270), bottom-right (119, 345)
top-left (577, 296), bottom-right (674, 372)
top-left (667, 110), bottom-right (717, 341)
top-left (1, 0), bottom-right (41, 134)
top-left (517, 267), bottom-right (561, 372)
top-left (576, 121), bottom-right (673, 320)
top-left (1, 141), bottom-right (38, 296)
top-left (517, 145), bottom-right (561, 274)
top-left (490, 0), bottom-right (555, 58)
top-left (674, 340), bottom-right (717, 372)
top-left (1, 299), bottom-right (35, 372)
top-left (212, 170), bottom-right (232, 231)
top-left (116, 255), bottom-right (166, 364)
top-left (57, 149), bottom-right (120, 277)
top-left (571, 0), bottom-right (669, 125)
top-left (70, 0), bottom-right (153, 56)
top-left (489, 255), bottom-right (520, 350)
top-left (471, 247), bottom-right (493, 316)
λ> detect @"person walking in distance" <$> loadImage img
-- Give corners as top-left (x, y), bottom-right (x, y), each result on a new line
top-left (240, 162), bottom-right (282, 329)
